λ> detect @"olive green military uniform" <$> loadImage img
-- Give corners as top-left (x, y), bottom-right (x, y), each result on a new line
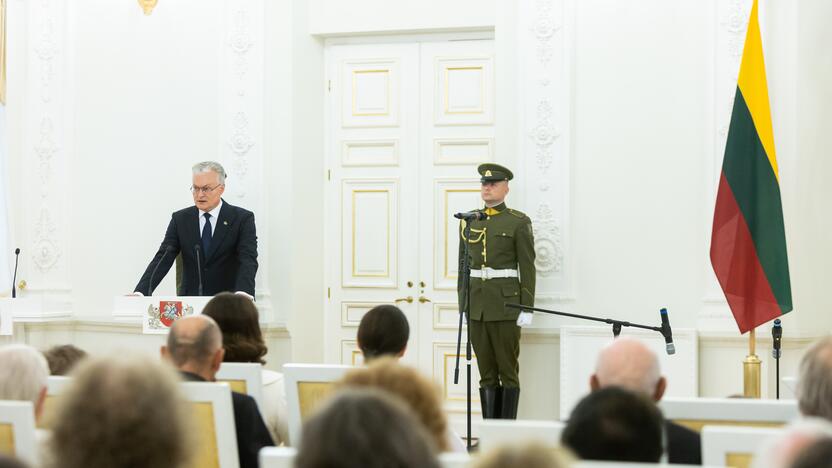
top-left (457, 163), bottom-right (535, 419)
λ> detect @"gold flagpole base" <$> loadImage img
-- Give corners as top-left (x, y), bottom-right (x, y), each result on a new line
top-left (743, 354), bottom-right (762, 398)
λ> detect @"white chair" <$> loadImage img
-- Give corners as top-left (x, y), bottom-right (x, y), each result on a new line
top-left (259, 446), bottom-right (296, 468)
top-left (282, 363), bottom-right (352, 446)
top-left (702, 425), bottom-right (785, 468)
top-left (476, 419), bottom-right (565, 453)
top-left (217, 362), bottom-right (264, 408)
top-left (39, 375), bottom-right (72, 429)
top-left (439, 452), bottom-right (471, 468)
top-left (0, 400), bottom-right (38, 466)
top-left (181, 382), bottom-right (240, 468)
top-left (659, 397), bottom-right (798, 432)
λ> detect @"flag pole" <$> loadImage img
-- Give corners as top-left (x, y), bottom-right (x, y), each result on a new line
top-left (743, 328), bottom-right (761, 398)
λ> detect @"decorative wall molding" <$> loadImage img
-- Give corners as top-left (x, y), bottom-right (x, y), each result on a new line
top-left (518, 0), bottom-right (571, 293)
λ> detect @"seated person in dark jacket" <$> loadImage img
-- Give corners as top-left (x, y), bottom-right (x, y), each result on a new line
top-left (162, 315), bottom-right (274, 468)
top-left (589, 337), bottom-right (701, 465)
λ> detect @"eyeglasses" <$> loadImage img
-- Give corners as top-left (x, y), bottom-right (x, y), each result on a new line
top-left (190, 184), bottom-right (223, 194)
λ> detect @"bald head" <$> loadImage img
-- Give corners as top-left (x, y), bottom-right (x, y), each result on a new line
top-left (163, 315), bottom-right (223, 379)
top-left (591, 337), bottom-right (665, 401)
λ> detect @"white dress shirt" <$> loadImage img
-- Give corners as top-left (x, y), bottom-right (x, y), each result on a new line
top-left (198, 200), bottom-right (223, 236)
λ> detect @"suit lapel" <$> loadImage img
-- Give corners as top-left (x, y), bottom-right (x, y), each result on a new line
top-left (184, 206), bottom-right (200, 254)
top-left (206, 200), bottom-right (236, 262)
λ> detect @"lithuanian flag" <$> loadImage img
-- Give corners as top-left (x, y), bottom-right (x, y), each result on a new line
top-left (710, 0), bottom-right (792, 334)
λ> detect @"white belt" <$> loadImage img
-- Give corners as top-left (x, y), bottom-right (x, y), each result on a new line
top-left (470, 268), bottom-right (518, 279)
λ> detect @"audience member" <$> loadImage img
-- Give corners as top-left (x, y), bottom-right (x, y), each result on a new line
top-left (473, 442), bottom-right (572, 468)
top-left (295, 388), bottom-right (439, 468)
top-left (202, 292), bottom-right (288, 445)
top-left (0, 345), bottom-right (48, 421)
top-left (339, 357), bottom-right (458, 452)
top-left (42, 344), bottom-right (87, 376)
top-left (161, 315), bottom-right (274, 468)
top-left (357, 304), bottom-right (409, 361)
top-left (796, 337), bottom-right (832, 421)
top-left (561, 386), bottom-right (664, 463)
top-left (753, 418), bottom-right (832, 468)
top-left (48, 354), bottom-right (192, 468)
top-left (790, 436), bottom-right (832, 468)
top-left (590, 337), bottom-right (701, 464)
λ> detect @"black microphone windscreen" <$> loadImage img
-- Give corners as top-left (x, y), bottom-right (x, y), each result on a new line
top-left (14, 248), bottom-right (20, 255)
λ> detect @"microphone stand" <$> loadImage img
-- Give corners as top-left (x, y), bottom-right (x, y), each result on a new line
top-left (453, 218), bottom-right (474, 451)
top-left (504, 303), bottom-right (666, 339)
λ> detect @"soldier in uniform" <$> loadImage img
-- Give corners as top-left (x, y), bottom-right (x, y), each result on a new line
top-left (458, 163), bottom-right (536, 420)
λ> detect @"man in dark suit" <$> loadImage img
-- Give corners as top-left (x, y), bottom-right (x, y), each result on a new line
top-left (134, 161), bottom-right (257, 297)
top-left (162, 315), bottom-right (274, 468)
top-left (589, 337), bottom-right (702, 465)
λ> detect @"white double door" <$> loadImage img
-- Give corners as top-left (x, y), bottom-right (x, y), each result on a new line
top-left (324, 38), bottom-right (495, 418)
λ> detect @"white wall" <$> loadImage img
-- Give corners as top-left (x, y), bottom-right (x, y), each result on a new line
top-left (309, 0), bottom-right (496, 35)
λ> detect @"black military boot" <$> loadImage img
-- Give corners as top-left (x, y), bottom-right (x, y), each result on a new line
top-left (500, 387), bottom-right (520, 419)
top-left (479, 386), bottom-right (503, 419)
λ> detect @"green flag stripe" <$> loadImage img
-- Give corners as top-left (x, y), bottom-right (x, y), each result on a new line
top-left (721, 88), bottom-right (793, 313)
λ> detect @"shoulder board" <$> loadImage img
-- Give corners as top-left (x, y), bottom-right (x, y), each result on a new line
top-left (507, 208), bottom-right (527, 219)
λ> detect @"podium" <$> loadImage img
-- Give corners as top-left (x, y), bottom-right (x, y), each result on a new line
top-left (112, 296), bottom-right (214, 334)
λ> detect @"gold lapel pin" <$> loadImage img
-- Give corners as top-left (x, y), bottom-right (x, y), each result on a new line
top-left (224, 221), bottom-right (229, 226)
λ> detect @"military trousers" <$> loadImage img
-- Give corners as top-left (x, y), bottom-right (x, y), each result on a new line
top-left (470, 318), bottom-right (521, 388)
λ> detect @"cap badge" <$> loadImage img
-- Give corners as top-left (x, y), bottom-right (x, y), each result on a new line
top-left (485, 170), bottom-right (492, 177)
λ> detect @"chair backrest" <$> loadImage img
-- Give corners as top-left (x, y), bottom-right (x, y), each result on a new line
top-left (702, 425), bottom-right (785, 468)
top-left (0, 400), bottom-right (38, 466)
top-left (439, 452), bottom-right (471, 468)
top-left (259, 446), bottom-right (296, 468)
top-left (181, 382), bottom-right (240, 468)
top-left (477, 419), bottom-right (565, 453)
top-left (282, 363), bottom-right (352, 446)
top-left (217, 363), bottom-right (264, 408)
top-left (659, 397), bottom-right (798, 432)
top-left (38, 375), bottom-right (72, 429)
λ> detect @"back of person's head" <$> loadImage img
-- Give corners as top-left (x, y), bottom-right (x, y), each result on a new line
top-left (797, 337), bottom-right (832, 420)
top-left (163, 315), bottom-right (223, 377)
top-left (202, 292), bottom-right (267, 364)
top-left (42, 344), bottom-right (88, 376)
top-left (296, 389), bottom-right (439, 468)
top-left (791, 436), bottom-right (832, 468)
top-left (357, 305), bottom-right (409, 361)
top-left (0, 344), bottom-right (49, 408)
top-left (473, 442), bottom-right (572, 468)
top-left (591, 337), bottom-right (665, 401)
top-left (338, 357), bottom-right (449, 451)
top-left (561, 386), bottom-right (664, 462)
top-left (753, 418), bottom-right (832, 468)
top-left (49, 354), bottom-right (192, 468)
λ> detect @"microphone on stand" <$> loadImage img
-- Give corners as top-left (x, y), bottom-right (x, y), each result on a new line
top-left (772, 319), bottom-right (782, 359)
top-left (147, 245), bottom-right (175, 296)
top-left (11, 248), bottom-right (20, 298)
top-left (659, 308), bottom-right (676, 355)
top-left (193, 244), bottom-right (204, 296)
top-left (454, 210), bottom-right (486, 221)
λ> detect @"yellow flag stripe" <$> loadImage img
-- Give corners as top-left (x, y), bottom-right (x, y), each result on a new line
top-left (736, 0), bottom-right (779, 181)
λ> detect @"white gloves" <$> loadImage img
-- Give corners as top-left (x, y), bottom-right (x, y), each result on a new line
top-left (516, 311), bottom-right (533, 327)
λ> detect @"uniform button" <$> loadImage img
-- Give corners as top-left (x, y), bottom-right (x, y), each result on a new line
top-left (487, 216), bottom-right (491, 220)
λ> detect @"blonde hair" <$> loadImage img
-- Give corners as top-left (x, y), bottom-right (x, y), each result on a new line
top-left (474, 442), bottom-right (573, 468)
top-left (339, 357), bottom-right (449, 452)
top-left (49, 354), bottom-right (193, 468)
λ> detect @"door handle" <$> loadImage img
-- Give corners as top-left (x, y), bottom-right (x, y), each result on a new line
top-left (395, 296), bottom-right (414, 304)
top-left (418, 296), bottom-right (432, 304)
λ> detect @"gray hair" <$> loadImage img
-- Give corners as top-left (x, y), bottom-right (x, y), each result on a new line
top-left (797, 337), bottom-right (832, 420)
top-left (192, 161), bottom-right (227, 184)
top-left (0, 344), bottom-right (50, 404)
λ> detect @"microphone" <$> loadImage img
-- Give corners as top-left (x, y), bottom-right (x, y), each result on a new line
top-left (11, 248), bottom-right (20, 298)
top-left (454, 210), bottom-right (485, 221)
top-left (194, 244), bottom-right (204, 296)
top-left (147, 245), bottom-right (174, 296)
top-left (659, 308), bottom-right (675, 355)
top-left (772, 319), bottom-right (782, 359)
